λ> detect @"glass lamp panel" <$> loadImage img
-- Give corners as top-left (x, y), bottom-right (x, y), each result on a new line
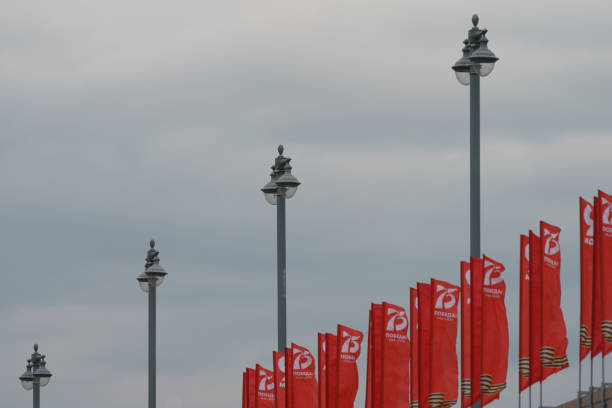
top-left (154, 276), bottom-right (164, 287)
top-left (284, 187), bottom-right (297, 199)
top-left (264, 193), bottom-right (278, 205)
top-left (21, 379), bottom-right (33, 390)
top-left (455, 71), bottom-right (470, 86)
top-left (138, 280), bottom-right (150, 292)
top-left (39, 376), bottom-right (50, 387)
top-left (477, 62), bottom-right (495, 77)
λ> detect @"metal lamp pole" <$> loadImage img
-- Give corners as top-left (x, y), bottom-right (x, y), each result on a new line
top-left (262, 145), bottom-right (301, 352)
top-left (452, 14), bottom-right (498, 408)
top-left (19, 344), bottom-right (53, 408)
top-left (138, 240), bottom-right (168, 408)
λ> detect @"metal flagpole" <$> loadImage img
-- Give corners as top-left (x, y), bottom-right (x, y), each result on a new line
top-left (601, 354), bottom-right (606, 408)
top-left (591, 354), bottom-right (595, 408)
top-left (529, 384), bottom-right (532, 408)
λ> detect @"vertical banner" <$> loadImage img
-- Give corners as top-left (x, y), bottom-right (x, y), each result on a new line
top-left (528, 232), bottom-right (542, 385)
top-left (248, 368), bottom-right (257, 408)
top-left (273, 352), bottom-right (286, 408)
top-left (244, 371), bottom-right (248, 408)
top-left (318, 334), bottom-right (327, 408)
top-left (371, 303), bottom-right (383, 408)
top-left (337, 325), bottom-right (363, 408)
top-left (366, 310), bottom-right (373, 408)
top-left (286, 348), bottom-right (294, 408)
top-left (481, 255), bottom-right (509, 405)
top-left (598, 190), bottom-right (612, 355)
top-left (292, 343), bottom-right (317, 408)
top-left (540, 221), bottom-right (569, 379)
top-left (256, 365), bottom-right (276, 408)
top-left (381, 302), bottom-right (410, 408)
top-left (593, 198), bottom-right (603, 358)
top-left (410, 289), bottom-right (419, 408)
top-left (519, 235), bottom-right (531, 391)
top-left (580, 198), bottom-right (594, 360)
top-left (417, 282), bottom-right (432, 408)
top-left (460, 261), bottom-right (472, 408)
top-left (470, 257), bottom-right (483, 403)
top-left (428, 279), bottom-right (460, 408)
top-left (326, 334), bottom-right (338, 408)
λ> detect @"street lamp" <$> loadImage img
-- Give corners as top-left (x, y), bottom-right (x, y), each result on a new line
top-left (261, 145), bottom-right (300, 352)
top-left (19, 344), bottom-right (52, 408)
top-left (451, 14), bottom-right (498, 408)
top-left (137, 240), bottom-right (167, 408)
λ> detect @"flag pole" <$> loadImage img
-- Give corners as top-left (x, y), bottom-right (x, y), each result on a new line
top-left (590, 354), bottom-right (595, 408)
top-left (529, 384), bottom-right (532, 408)
top-left (601, 354), bottom-right (606, 408)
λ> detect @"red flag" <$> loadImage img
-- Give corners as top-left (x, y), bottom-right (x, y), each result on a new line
top-left (481, 255), bottom-right (508, 405)
top-left (519, 235), bottom-right (531, 390)
top-left (381, 302), bottom-right (410, 408)
top-left (248, 368), bottom-right (257, 408)
top-left (540, 221), bottom-right (569, 379)
top-left (528, 232), bottom-right (542, 385)
top-left (274, 352), bottom-right (286, 408)
top-left (291, 343), bottom-right (317, 408)
top-left (244, 371), bottom-right (248, 408)
top-left (460, 261), bottom-right (472, 407)
top-left (417, 282), bottom-right (432, 407)
top-left (366, 310), bottom-right (373, 408)
top-left (580, 198), bottom-right (595, 360)
top-left (429, 278), bottom-right (459, 408)
top-left (410, 289), bottom-right (419, 408)
top-left (318, 334), bottom-right (327, 408)
top-left (286, 348), bottom-right (294, 408)
top-left (326, 334), bottom-right (338, 408)
top-left (256, 365), bottom-right (276, 408)
top-left (593, 198), bottom-right (603, 357)
top-left (371, 304), bottom-right (383, 408)
top-left (598, 190), bottom-right (612, 355)
top-left (470, 257), bottom-right (483, 402)
top-left (337, 325), bottom-right (363, 408)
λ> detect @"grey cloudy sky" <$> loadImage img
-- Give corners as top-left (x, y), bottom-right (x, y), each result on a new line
top-left (0, 0), bottom-right (611, 407)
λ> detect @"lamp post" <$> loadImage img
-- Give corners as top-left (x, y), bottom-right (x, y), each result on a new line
top-left (452, 14), bottom-right (498, 408)
top-left (261, 145), bottom-right (300, 352)
top-left (137, 240), bottom-right (168, 408)
top-left (19, 344), bottom-right (52, 408)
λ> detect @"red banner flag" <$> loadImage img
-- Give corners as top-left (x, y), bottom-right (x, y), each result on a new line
top-left (318, 334), bottom-right (327, 408)
top-left (598, 190), bottom-right (612, 355)
top-left (244, 371), bottom-right (248, 408)
top-left (481, 255), bottom-right (508, 405)
top-left (470, 257), bottom-right (483, 402)
top-left (381, 302), bottom-right (410, 408)
top-left (273, 352), bottom-right (286, 408)
top-left (248, 368), bottom-right (257, 408)
top-left (326, 334), bottom-right (338, 408)
top-left (410, 289), bottom-right (419, 408)
top-left (540, 221), bottom-right (569, 379)
top-left (580, 198), bottom-right (595, 360)
top-left (519, 235), bottom-right (531, 390)
top-left (417, 282), bottom-right (432, 407)
top-left (528, 232), bottom-right (542, 385)
top-left (256, 365), bottom-right (276, 408)
top-left (286, 348), bottom-right (294, 408)
top-left (366, 310), bottom-right (373, 408)
top-left (593, 198), bottom-right (603, 357)
top-left (429, 278), bottom-right (459, 408)
top-left (371, 303), bottom-right (383, 408)
top-left (460, 261), bottom-right (472, 407)
top-left (291, 343), bottom-right (317, 408)
top-left (337, 325), bottom-right (363, 408)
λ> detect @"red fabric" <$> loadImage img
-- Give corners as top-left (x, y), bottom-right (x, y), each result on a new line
top-left (371, 304), bottom-right (383, 408)
top-left (593, 198), bottom-right (603, 357)
top-left (429, 279), bottom-right (459, 408)
top-left (318, 334), bottom-right (327, 408)
top-left (326, 334), bottom-right (338, 408)
top-left (528, 232), bottom-right (542, 385)
top-left (248, 368), bottom-right (256, 408)
top-left (469, 257), bottom-right (483, 403)
top-left (481, 256), bottom-right (508, 406)
top-left (598, 190), bottom-right (612, 355)
top-left (410, 289), bottom-right (419, 408)
top-left (291, 343), bottom-right (317, 408)
top-left (381, 302), bottom-right (410, 408)
top-left (366, 310), bottom-right (373, 408)
top-left (460, 261), bottom-right (472, 407)
top-left (273, 352), bottom-right (286, 408)
top-left (519, 235), bottom-right (531, 390)
top-left (286, 348), bottom-right (294, 408)
top-left (540, 221), bottom-right (569, 379)
top-left (244, 371), bottom-right (247, 408)
top-left (417, 283), bottom-right (431, 407)
top-left (256, 365), bottom-right (276, 408)
top-left (337, 325), bottom-right (363, 408)
top-left (580, 198), bottom-right (595, 360)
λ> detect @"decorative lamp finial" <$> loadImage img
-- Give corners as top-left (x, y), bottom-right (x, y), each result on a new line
top-left (278, 145), bottom-right (284, 155)
top-left (472, 14), bottom-right (479, 27)
top-left (33, 344), bottom-right (38, 352)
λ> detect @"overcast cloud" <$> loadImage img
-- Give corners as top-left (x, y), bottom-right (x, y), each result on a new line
top-left (0, 0), bottom-right (611, 407)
